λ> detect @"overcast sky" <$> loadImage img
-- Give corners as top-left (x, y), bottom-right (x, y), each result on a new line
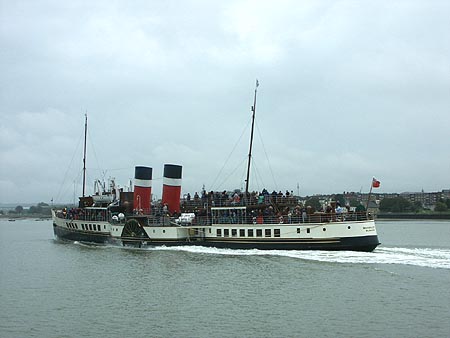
top-left (1, 0), bottom-right (449, 204)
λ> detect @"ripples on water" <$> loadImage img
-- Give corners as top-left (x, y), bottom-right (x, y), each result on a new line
top-left (75, 242), bottom-right (450, 269)
top-left (1, 219), bottom-right (450, 338)
top-left (161, 245), bottom-right (450, 269)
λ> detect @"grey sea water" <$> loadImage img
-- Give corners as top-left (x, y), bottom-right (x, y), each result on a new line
top-left (0, 219), bottom-right (449, 338)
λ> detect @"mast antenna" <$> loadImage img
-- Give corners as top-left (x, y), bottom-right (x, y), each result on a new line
top-left (245, 79), bottom-right (259, 196)
top-left (82, 113), bottom-right (88, 197)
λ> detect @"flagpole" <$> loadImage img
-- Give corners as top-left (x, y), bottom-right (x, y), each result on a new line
top-left (366, 178), bottom-right (374, 213)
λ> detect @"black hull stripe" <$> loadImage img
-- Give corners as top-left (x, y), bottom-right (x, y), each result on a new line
top-left (53, 225), bottom-right (379, 252)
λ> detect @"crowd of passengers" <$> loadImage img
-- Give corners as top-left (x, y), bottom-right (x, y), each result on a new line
top-left (176, 200), bottom-right (368, 225)
top-left (57, 208), bottom-right (107, 221)
top-left (181, 188), bottom-right (297, 208)
top-left (58, 187), bottom-right (368, 225)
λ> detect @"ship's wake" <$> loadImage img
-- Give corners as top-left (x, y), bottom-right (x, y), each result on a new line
top-left (67, 240), bottom-right (450, 269)
top-left (151, 245), bottom-right (450, 269)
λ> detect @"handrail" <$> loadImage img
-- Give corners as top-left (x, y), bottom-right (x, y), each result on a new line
top-left (171, 211), bottom-right (370, 226)
top-left (180, 195), bottom-right (299, 210)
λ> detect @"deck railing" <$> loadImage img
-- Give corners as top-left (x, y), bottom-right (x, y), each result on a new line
top-left (172, 211), bottom-right (371, 226)
top-left (56, 208), bottom-right (109, 222)
top-left (180, 195), bottom-right (299, 210)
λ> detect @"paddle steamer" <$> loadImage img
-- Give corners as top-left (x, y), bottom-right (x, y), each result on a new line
top-left (52, 84), bottom-right (380, 252)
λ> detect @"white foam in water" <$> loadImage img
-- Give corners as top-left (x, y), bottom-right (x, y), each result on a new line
top-left (149, 245), bottom-right (450, 269)
top-left (66, 240), bottom-right (450, 269)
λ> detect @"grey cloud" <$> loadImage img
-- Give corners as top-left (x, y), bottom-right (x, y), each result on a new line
top-left (1, 0), bottom-right (449, 203)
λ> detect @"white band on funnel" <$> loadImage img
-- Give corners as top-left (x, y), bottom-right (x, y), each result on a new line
top-left (163, 177), bottom-right (182, 187)
top-left (135, 178), bottom-right (152, 188)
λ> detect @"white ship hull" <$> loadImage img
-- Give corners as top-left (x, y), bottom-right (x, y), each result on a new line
top-left (52, 210), bottom-right (380, 251)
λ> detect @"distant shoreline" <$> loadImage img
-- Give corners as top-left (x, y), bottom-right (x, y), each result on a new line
top-left (0, 214), bottom-right (51, 220)
top-left (3, 213), bottom-right (450, 221)
top-left (377, 213), bottom-right (450, 220)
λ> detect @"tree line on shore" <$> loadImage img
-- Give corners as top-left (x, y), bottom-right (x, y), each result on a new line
top-left (379, 197), bottom-right (450, 213)
top-left (2, 196), bottom-right (450, 217)
top-left (300, 195), bottom-right (450, 214)
top-left (0, 202), bottom-right (52, 217)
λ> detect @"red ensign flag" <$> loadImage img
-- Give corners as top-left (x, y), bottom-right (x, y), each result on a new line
top-left (372, 178), bottom-right (381, 188)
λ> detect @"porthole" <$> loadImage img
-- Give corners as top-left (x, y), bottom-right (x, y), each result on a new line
top-left (347, 226), bottom-right (351, 229)
top-left (323, 228), bottom-right (326, 231)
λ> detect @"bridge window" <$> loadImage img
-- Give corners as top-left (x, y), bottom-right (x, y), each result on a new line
top-left (274, 229), bottom-right (280, 237)
top-left (248, 229), bottom-right (254, 237)
top-left (265, 229), bottom-right (271, 237)
top-left (212, 207), bottom-right (246, 224)
top-left (239, 229), bottom-right (245, 237)
top-left (224, 229), bottom-right (229, 237)
top-left (231, 229), bottom-right (237, 237)
top-left (217, 229), bottom-right (222, 237)
top-left (256, 229), bottom-right (262, 237)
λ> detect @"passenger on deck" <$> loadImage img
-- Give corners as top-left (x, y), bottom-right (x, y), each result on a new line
top-left (232, 192), bottom-right (240, 205)
top-left (302, 207), bottom-right (307, 223)
top-left (335, 202), bottom-right (344, 221)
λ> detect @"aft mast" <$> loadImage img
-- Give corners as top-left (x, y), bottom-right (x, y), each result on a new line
top-left (245, 79), bottom-right (259, 196)
top-left (82, 114), bottom-right (88, 197)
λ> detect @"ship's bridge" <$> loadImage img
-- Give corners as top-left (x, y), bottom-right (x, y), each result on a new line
top-left (211, 206), bottom-right (247, 225)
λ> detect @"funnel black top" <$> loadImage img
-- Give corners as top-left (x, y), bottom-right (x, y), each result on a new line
top-left (163, 164), bottom-right (182, 179)
top-left (135, 166), bottom-right (153, 180)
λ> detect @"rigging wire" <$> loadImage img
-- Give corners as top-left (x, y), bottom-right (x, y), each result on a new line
top-left (255, 120), bottom-right (278, 190)
top-left (209, 117), bottom-right (252, 190)
top-left (54, 131), bottom-right (84, 203)
top-left (87, 128), bottom-right (103, 185)
top-left (73, 170), bottom-right (83, 205)
top-left (215, 157), bottom-right (248, 191)
top-left (103, 167), bottom-right (135, 172)
top-left (251, 157), bottom-right (265, 193)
